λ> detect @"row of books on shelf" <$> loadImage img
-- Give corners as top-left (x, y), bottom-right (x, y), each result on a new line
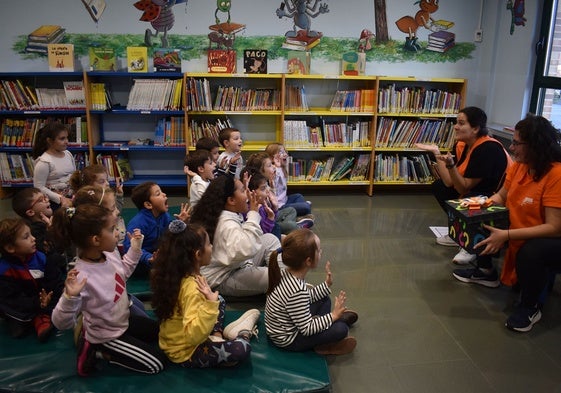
top-left (284, 119), bottom-right (371, 148)
top-left (1, 117), bottom-right (88, 147)
top-left (213, 86), bottom-right (281, 111)
top-left (0, 151), bottom-right (89, 185)
top-left (89, 82), bottom-right (112, 111)
top-left (285, 85), bottom-right (308, 111)
top-left (96, 153), bottom-right (133, 182)
top-left (375, 117), bottom-right (455, 149)
top-left (153, 117), bottom-right (185, 146)
top-left (378, 84), bottom-right (461, 114)
top-left (329, 89), bottom-right (375, 112)
top-left (373, 153), bottom-right (436, 183)
top-left (287, 154), bottom-right (370, 182)
top-left (126, 78), bottom-right (183, 111)
top-left (189, 118), bottom-right (232, 146)
top-left (0, 80), bottom-right (86, 111)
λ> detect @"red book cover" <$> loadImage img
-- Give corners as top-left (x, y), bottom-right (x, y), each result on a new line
top-left (208, 50), bottom-right (236, 73)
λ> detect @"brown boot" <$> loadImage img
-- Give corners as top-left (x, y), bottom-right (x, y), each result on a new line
top-left (339, 310), bottom-right (359, 327)
top-left (33, 313), bottom-right (53, 343)
top-left (314, 336), bottom-right (357, 355)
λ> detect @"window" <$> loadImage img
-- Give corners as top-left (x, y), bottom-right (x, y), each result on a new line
top-left (530, 0), bottom-right (561, 128)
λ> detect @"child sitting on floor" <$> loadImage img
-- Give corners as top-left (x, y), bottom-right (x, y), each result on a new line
top-left (195, 136), bottom-right (221, 177)
top-left (0, 218), bottom-right (64, 342)
top-left (122, 181), bottom-right (189, 277)
top-left (216, 127), bottom-right (244, 179)
top-left (151, 220), bottom-right (259, 368)
top-left (50, 204), bottom-right (166, 376)
top-left (184, 149), bottom-right (216, 208)
top-left (265, 143), bottom-right (313, 217)
top-left (190, 175), bottom-right (281, 297)
top-left (265, 228), bottom-right (358, 355)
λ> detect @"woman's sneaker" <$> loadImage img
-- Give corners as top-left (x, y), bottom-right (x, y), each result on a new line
top-left (452, 267), bottom-right (500, 288)
top-left (223, 309), bottom-right (260, 340)
top-left (314, 336), bottom-right (357, 355)
top-left (453, 248), bottom-right (477, 265)
top-left (436, 234), bottom-right (457, 247)
top-left (506, 306), bottom-right (542, 332)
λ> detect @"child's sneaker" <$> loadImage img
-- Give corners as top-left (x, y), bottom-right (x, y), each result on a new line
top-left (314, 336), bottom-right (357, 355)
top-left (76, 332), bottom-right (97, 377)
top-left (33, 313), bottom-right (53, 343)
top-left (296, 218), bottom-right (314, 229)
top-left (452, 267), bottom-right (500, 288)
top-left (223, 309), bottom-right (260, 340)
top-left (452, 248), bottom-right (477, 265)
top-left (505, 306), bottom-right (542, 332)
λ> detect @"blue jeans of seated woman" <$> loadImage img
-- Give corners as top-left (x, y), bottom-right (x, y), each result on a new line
top-left (282, 295), bottom-right (349, 352)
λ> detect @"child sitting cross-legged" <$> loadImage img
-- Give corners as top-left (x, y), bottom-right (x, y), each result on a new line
top-left (122, 181), bottom-right (189, 277)
top-left (184, 149), bottom-right (216, 209)
top-left (265, 228), bottom-right (358, 355)
top-left (0, 217), bottom-right (64, 342)
top-left (50, 204), bottom-right (166, 376)
top-left (216, 127), bottom-right (244, 179)
top-left (151, 220), bottom-right (259, 368)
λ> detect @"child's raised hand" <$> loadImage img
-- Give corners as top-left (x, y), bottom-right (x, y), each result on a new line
top-left (174, 202), bottom-right (191, 222)
top-left (273, 153), bottom-right (282, 167)
top-left (39, 212), bottom-right (52, 226)
top-left (115, 177), bottom-right (124, 196)
top-left (325, 261), bottom-right (333, 287)
top-left (267, 190), bottom-right (279, 211)
top-left (39, 288), bottom-right (53, 308)
top-left (127, 228), bottom-right (144, 251)
top-left (230, 152), bottom-right (242, 165)
top-left (195, 275), bottom-right (218, 301)
top-left (263, 200), bottom-right (275, 220)
top-left (247, 189), bottom-right (260, 212)
top-left (332, 290), bottom-right (348, 321)
top-left (183, 165), bottom-right (196, 178)
top-left (65, 268), bottom-right (87, 298)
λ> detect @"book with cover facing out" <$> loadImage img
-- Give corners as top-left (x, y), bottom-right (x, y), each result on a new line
top-left (127, 46), bottom-right (148, 72)
top-left (208, 49), bottom-right (236, 73)
top-left (47, 44), bottom-right (75, 72)
top-left (243, 49), bottom-right (267, 74)
top-left (63, 81), bottom-right (86, 109)
top-left (341, 52), bottom-right (366, 76)
top-left (287, 51), bottom-right (310, 75)
top-left (89, 47), bottom-right (116, 71)
top-left (153, 48), bottom-right (181, 72)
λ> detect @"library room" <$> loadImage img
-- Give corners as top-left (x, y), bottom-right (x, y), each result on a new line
top-left (1, 1), bottom-right (561, 393)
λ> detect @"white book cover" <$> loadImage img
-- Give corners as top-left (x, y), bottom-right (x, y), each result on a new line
top-left (63, 81), bottom-right (86, 109)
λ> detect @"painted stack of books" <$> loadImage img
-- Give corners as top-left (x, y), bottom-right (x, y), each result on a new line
top-left (282, 30), bottom-right (322, 51)
top-left (25, 25), bottom-right (66, 55)
top-left (426, 31), bottom-right (455, 53)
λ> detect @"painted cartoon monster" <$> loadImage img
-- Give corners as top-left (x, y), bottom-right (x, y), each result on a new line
top-left (395, 0), bottom-right (440, 52)
top-left (276, 0), bottom-right (329, 38)
top-left (215, 0), bottom-right (232, 25)
top-left (134, 0), bottom-right (182, 48)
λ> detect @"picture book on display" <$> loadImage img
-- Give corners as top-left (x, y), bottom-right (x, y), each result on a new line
top-left (287, 51), bottom-right (310, 75)
top-left (153, 48), bottom-right (181, 72)
top-left (89, 47), bottom-right (116, 71)
top-left (127, 46), bottom-right (148, 72)
top-left (208, 49), bottom-right (236, 73)
top-left (47, 44), bottom-right (75, 72)
top-left (26, 25), bottom-right (65, 54)
top-left (63, 81), bottom-right (86, 109)
top-left (341, 52), bottom-right (366, 76)
top-left (243, 49), bottom-right (267, 74)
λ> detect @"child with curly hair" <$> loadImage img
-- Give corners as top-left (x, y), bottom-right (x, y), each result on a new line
top-left (151, 220), bottom-right (259, 368)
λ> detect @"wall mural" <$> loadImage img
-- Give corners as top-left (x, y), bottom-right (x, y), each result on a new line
top-left (12, 0), bottom-right (476, 66)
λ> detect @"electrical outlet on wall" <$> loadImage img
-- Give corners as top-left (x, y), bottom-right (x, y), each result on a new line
top-left (474, 29), bottom-right (483, 42)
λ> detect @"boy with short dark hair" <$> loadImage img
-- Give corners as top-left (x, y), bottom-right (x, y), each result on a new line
top-left (195, 137), bottom-right (220, 168)
top-left (217, 127), bottom-right (244, 179)
top-left (123, 182), bottom-right (189, 277)
top-left (184, 149), bottom-right (216, 208)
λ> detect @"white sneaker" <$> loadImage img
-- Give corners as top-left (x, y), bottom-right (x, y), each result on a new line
top-left (453, 248), bottom-right (477, 265)
top-left (223, 309), bottom-right (260, 340)
top-left (436, 234), bottom-right (457, 247)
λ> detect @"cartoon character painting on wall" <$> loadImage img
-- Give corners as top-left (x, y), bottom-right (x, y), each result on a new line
top-left (276, 0), bottom-right (329, 39)
top-left (507, 0), bottom-right (526, 35)
top-left (395, 0), bottom-right (454, 52)
top-left (208, 0), bottom-right (245, 52)
top-left (134, 0), bottom-right (187, 47)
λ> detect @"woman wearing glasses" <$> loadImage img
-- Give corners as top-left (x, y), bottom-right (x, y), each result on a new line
top-left (474, 114), bottom-right (561, 332)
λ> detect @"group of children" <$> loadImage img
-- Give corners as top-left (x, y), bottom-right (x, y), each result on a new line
top-left (0, 122), bottom-right (358, 378)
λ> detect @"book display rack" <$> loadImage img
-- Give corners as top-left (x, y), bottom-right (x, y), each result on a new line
top-left (0, 71), bottom-right (466, 196)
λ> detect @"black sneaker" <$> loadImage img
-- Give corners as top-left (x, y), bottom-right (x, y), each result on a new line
top-left (452, 267), bottom-right (500, 288)
top-left (506, 306), bottom-right (542, 332)
top-left (76, 332), bottom-right (97, 377)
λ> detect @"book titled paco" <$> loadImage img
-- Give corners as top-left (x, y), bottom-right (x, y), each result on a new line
top-left (127, 46), bottom-right (148, 73)
top-left (47, 44), bottom-right (75, 72)
top-left (243, 49), bottom-right (267, 74)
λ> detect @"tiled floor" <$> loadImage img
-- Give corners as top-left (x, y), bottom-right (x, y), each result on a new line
top-left (2, 190), bottom-right (561, 392)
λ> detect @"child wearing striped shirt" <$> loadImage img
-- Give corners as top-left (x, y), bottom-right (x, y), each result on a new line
top-left (264, 228), bottom-right (358, 355)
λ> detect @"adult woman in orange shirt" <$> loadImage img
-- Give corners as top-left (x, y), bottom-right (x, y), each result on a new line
top-left (473, 114), bottom-right (561, 332)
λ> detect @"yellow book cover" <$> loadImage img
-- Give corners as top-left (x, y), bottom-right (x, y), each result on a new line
top-left (47, 44), bottom-right (75, 72)
top-left (127, 47), bottom-right (148, 72)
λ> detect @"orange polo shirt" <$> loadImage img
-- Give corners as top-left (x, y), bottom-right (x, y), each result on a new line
top-left (501, 161), bottom-right (561, 285)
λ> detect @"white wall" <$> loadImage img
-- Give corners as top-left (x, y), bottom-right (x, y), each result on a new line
top-left (0, 0), bottom-right (542, 128)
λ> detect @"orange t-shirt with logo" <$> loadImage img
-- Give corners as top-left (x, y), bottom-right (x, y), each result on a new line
top-left (501, 161), bottom-right (561, 285)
